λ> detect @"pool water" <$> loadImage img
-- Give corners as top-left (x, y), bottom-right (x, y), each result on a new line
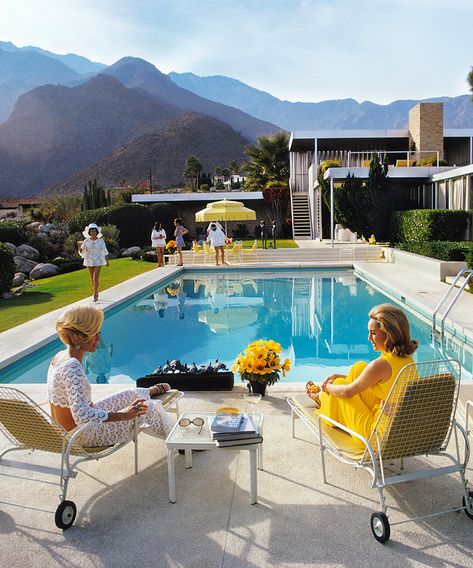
top-left (2, 269), bottom-right (472, 385)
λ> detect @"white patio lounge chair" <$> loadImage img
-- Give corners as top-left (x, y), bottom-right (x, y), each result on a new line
top-left (0, 386), bottom-right (183, 530)
top-left (287, 359), bottom-right (472, 542)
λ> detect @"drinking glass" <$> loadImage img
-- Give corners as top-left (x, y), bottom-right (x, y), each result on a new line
top-left (243, 391), bottom-right (262, 423)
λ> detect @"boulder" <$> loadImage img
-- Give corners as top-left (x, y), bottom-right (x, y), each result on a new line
top-left (49, 229), bottom-right (64, 240)
top-left (1, 291), bottom-right (15, 299)
top-left (16, 243), bottom-right (40, 260)
top-left (26, 222), bottom-right (42, 232)
top-left (37, 232), bottom-right (48, 239)
top-left (38, 224), bottom-right (50, 233)
top-left (14, 256), bottom-right (38, 275)
top-left (4, 242), bottom-right (17, 255)
top-left (12, 272), bottom-right (26, 287)
top-left (29, 263), bottom-right (60, 280)
top-left (122, 246), bottom-right (142, 257)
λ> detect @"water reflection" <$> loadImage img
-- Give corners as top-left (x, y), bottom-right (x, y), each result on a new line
top-left (84, 337), bottom-right (113, 384)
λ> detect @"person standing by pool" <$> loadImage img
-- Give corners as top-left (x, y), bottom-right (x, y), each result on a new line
top-left (207, 222), bottom-right (228, 266)
top-left (78, 223), bottom-right (109, 302)
top-left (173, 218), bottom-right (188, 266)
top-left (48, 305), bottom-right (173, 447)
top-left (151, 221), bottom-right (166, 267)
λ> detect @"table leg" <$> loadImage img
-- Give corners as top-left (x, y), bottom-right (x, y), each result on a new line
top-left (257, 442), bottom-right (263, 471)
top-left (249, 448), bottom-right (258, 505)
top-left (167, 448), bottom-right (176, 503)
top-left (185, 449), bottom-right (192, 469)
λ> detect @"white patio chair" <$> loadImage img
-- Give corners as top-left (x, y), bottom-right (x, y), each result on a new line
top-left (0, 386), bottom-right (183, 530)
top-left (287, 359), bottom-right (472, 542)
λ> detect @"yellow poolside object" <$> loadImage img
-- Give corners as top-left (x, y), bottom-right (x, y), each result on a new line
top-left (0, 386), bottom-right (183, 530)
top-left (195, 199), bottom-right (256, 234)
top-left (216, 407), bottom-right (241, 415)
top-left (287, 359), bottom-right (472, 543)
top-left (192, 241), bottom-right (205, 264)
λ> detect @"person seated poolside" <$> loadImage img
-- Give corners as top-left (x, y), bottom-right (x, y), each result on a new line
top-left (48, 305), bottom-right (174, 447)
top-left (305, 303), bottom-right (418, 449)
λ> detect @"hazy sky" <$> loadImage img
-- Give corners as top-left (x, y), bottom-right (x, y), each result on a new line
top-left (1, 0), bottom-right (472, 104)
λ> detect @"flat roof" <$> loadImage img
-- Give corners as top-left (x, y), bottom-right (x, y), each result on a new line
top-left (132, 191), bottom-right (263, 203)
top-left (323, 165), bottom-right (453, 180)
top-left (289, 128), bottom-right (473, 151)
top-left (431, 163), bottom-right (473, 181)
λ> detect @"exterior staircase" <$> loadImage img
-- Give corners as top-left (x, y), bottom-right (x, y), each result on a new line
top-left (291, 193), bottom-right (312, 239)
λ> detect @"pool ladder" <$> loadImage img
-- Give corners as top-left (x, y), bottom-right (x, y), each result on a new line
top-left (432, 267), bottom-right (473, 340)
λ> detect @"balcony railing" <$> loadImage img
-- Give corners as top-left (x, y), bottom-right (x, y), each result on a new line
top-left (317, 150), bottom-right (441, 168)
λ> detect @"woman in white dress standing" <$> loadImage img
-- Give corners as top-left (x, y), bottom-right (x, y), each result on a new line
top-left (151, 221), bottom-right (166, 267)
top-left (47, 305), bottom-right (174, 447)
top-left (78, 223), bottom-right (109, 302)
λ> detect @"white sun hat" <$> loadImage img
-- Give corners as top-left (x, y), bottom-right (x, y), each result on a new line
top-left (82, 223), bottom-right (103, 238)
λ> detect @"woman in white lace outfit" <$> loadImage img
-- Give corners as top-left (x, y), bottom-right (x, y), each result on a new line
top-left (48, 305), bottom-right (174, 447)
top-left (77, 223), bottom-right (109, 302)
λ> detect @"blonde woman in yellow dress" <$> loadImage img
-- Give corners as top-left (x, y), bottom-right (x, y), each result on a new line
top-left (306, 303), bottom-right (418, 449)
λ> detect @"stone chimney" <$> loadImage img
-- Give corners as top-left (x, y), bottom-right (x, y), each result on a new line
top-left (408, 102), bottom-right (444, 161)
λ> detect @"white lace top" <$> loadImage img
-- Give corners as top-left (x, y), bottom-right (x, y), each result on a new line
top-left (47, 351), bottom-right (108, 425)
top-left (79, 237), bottom-right (108, 267)
top-left (151, 229), bottom-right (166, 248)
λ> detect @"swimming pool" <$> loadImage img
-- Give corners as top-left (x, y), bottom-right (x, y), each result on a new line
top-left (2, 268), bottom-right (472, 384)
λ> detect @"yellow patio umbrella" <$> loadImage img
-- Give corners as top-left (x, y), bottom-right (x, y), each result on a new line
top-left (195, 199), bottom-right (256, 234)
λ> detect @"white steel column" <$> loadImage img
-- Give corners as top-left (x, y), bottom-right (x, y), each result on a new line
top-left (330, 177), bottom-right (334, 248)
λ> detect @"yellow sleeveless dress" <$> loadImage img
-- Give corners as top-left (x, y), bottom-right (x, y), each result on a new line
top-left (317, 351), bottom-right (414, 448)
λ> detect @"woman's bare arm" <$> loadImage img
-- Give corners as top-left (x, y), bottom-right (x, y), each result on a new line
top-left (324, 358), bottom-right (391, 398)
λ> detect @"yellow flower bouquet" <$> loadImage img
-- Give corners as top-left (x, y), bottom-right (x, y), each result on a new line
top-left (232, 339), bottom-right (291, 387)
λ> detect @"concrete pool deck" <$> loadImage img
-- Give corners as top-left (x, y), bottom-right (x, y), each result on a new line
top-left (1, 385), bottom-right (472, 568)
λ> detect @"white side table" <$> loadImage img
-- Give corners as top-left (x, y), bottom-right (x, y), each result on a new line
top-left (166, 412), bottom-right (264, 505)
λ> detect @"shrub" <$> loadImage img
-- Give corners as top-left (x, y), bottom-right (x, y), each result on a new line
top-left (397, 240), bottom-right (473, 261)
top-left (26, 235), bottom-right (60, 262)
top-left (0, 219), bottom-right (28, 245)
top-left (417, 155), bottom-right (449, 167)
top-left (54, 257), bottom-right (84, 274)
top-left (0, 243), bottom-right (15, 293)
top-left (100, 224), bottom-right (120, 256)
top-left (63, 231), bottom-right (83, 258)
top-left (68, 204), bottom-right (153, 247)
top-left (391, 210), bottom-right (469, 244)
top-left (465, 250), bottom-right (473, 293)
top-left (233, 224), bottom-right (249, 239)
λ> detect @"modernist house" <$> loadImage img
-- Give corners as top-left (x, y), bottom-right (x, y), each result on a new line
top-left (289, 103), bottom-right (473, 240)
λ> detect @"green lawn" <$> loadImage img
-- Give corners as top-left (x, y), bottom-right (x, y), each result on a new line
top-left (0, 258), bottom-right (156, 333)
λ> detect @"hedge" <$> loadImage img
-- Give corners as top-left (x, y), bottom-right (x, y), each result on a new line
top-left (68, 204), bottom-right (154, 247)
top-left (391, 210), bottom-right (469, 244)
top-left (0, 219), bottom-right (29, 245)
top-left (397, 240), bottom-right (473, 261)
top-left (0, 243), bottom-right (15, 293)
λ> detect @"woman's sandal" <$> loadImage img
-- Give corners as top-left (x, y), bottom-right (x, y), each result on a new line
top-left (305, 381), bottom-right (321, 409)
top-left (150, 383), bottom-right (170, 398)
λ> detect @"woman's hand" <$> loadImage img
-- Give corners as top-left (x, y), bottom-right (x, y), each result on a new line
top-left (322, 373), bottom-right (345, 393)
top-left (120, 399), bottom-right (148, 421)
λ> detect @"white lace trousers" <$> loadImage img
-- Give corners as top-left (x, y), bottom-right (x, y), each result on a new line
top-left (78, 388), bottom-right (175, 447)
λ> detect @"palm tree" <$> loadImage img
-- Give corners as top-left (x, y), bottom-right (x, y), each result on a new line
top-left (243, 131), bottom-right (290, 191)
top-left (468, 66), bottom-right (473, 101)
top-left (228, 160), bottom-right (239, 174)
top-left (183, 155), bottom-right (203, 192)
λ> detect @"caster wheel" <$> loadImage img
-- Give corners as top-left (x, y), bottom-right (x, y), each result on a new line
top-left (55, 500), bottom-right (77, 530)
top-left (370, 512), bottom-right (390, 543)
top-left (462, 491), bottom-right (473, 520)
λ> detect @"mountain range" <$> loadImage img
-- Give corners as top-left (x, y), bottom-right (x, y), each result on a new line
top-left (169, 72), bottom-right (473, 130)
top-left (0, 40), bottom-right (472, 198)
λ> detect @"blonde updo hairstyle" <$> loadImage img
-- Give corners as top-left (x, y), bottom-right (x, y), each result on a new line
top-left (368, 303), bottom-right (418, 357)
top-left (56, 305), bottom-right (103, 347)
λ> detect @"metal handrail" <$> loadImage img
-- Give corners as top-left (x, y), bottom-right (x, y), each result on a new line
top-left (432, 268), bottom-right (473, 338)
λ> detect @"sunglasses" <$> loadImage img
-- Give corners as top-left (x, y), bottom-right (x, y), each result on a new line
top-left (178, 417), bottom-right (204, 435)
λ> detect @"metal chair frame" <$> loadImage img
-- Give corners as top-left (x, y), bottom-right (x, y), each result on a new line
top-left (0, 386), bottom-right (183, 529)
top-left (287, 359), bottom-right (472, 542)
